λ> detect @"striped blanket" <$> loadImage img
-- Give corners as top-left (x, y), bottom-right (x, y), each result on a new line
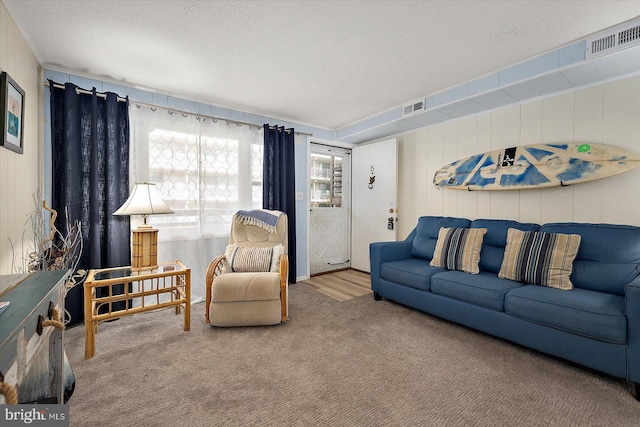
top-left (234, 209), bottom-right (282, 233)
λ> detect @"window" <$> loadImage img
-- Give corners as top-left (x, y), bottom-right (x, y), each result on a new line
top-left (129, 105), bottom-right (264, 302)
top-left (130, 106), bottom-right (263, 240)
top-left (310, 153), bottom-right (343, 208)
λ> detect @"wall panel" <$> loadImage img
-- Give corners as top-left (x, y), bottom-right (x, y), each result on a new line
top-left (396, 74), bottom-right (640, 229)
top-left (442, 123), bottom-right (458, 216)
top-left (425, 126), bottom-right (444, 216)
top-left (397, 129), bottom-right (427, 239)
top-left (398, 130), bottom-right (419, 239)
top-left (540, 93), bottom-right (576, 222)
top-left (414, 130), bottom-right (428, 223)
top-left (0, 4), bottom-right (40, 274)
top-left (475, 115), bottom-right (492, 218)
top-left (0, 5), bottom-right (7, 273)
top-left (490, 106), bottom-right (520, 150)
top-left (518, 100), bottom-right (543, 224)
top-left (572, 85), bottom-right (604, 223)
top-left (601, 77), bottom-right (640, 225)
top-left (456, 118), bottom-right (478, 219)
top-left (489, 107), bottom-right (520, 219)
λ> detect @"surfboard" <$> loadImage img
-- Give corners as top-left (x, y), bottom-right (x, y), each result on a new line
top-left (433, 143), bottom-right (640, 191)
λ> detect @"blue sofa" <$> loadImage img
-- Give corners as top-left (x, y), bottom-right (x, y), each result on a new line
top-left (370, 216), bottom-right (640, 400)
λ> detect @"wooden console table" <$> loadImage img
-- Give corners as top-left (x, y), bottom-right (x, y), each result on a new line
top-left (0, 270), bottom-right (71, 404)
top-left (83, 261), bottom-right (190, 359)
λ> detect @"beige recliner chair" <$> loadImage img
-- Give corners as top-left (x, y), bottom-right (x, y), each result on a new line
top-left (205, 210), bottom-right (288, 326)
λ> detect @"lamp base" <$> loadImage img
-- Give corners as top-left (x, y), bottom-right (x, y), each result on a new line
top-left (132, 225), bottom-right (158, 271)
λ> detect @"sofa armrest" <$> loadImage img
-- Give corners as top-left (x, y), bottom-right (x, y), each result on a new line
top-left (369, 229), bottom-right (416, 293)
top-left (625, 274), bottom-right (640, 383)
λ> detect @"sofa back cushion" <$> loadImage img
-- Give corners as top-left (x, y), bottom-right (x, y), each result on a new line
top-left (540, 223), bottom-right (640, 295)
top-left (471, 219), bottom-right (540, 273)
top-left (411, 216), bottom-right (471, 260)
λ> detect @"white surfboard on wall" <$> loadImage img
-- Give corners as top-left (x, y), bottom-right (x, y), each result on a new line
top-left (351, 138), bottom-right (398, 272)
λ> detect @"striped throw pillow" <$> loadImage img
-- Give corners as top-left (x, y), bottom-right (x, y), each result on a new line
top-left (430, 227), bottom-right (487, 274)
top-left (498, 228), bottom-right (581, 290)
top-left (223, 244), bottom-right (284, 273)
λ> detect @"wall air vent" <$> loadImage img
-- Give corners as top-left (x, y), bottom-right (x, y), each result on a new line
top-left (402, 99), bottom-right (426, 117)
top-left (586, 18), bottom-right (640, 59)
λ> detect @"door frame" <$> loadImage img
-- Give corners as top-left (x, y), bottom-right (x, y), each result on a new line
top-left (306, 137), bottom-right (356, 278)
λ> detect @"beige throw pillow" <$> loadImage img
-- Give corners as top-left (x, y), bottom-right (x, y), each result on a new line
top-left (430, 227), bottom-right (487, 274)
top-left (222, 244), bottom-right (284, 273)
top-left (498, 228), bottom-right (581, 290)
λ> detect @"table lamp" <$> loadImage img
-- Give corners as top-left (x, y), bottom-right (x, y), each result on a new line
top-left (114, 182), bottom-right (174, 271)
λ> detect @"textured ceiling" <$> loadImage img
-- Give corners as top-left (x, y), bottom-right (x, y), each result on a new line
top-left (5, 0), bottom-right (640, 130)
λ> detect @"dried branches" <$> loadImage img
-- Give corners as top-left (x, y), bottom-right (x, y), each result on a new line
top-left (10, 193), bottom-right (86, 289)
top-left (9, 193), bottom-right (87, 324)
top-left (29, 201), bottom-right (83, 273)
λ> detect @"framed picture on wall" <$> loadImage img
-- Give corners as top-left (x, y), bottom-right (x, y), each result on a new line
top-left (0, 71), bottom-right (25, 154)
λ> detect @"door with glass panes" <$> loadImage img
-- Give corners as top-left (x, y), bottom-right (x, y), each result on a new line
top-left (309, 144), bottom-right (351, 275)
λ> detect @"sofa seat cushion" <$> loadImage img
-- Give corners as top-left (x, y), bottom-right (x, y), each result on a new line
top-left (431, 271), bottom-right (524, 311)
top-left (380, 258), bottom-right (445, 291)
top-left (505, 285), bottom-right (626, 344)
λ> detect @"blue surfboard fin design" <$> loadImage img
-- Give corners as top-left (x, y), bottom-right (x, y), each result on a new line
top-left (500, 164), bottom-right (550, 187)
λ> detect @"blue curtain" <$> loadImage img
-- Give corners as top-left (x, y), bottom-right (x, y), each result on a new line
top-left (49, 81), bottom-right (131, 326)
top-left (263, 125), bottom-right (296, 284)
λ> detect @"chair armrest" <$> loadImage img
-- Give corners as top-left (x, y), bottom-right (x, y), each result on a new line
top-left (279, 254), bottom-right (289, 321)
top-left (205, 255), bottom-right (225, 324)
top-left (625, 274), bottom-right (640, 382)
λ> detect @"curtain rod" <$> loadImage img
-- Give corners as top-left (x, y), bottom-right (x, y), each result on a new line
top-left (44, 80), bottom-right (128, 103)
top-left (44, 81), bottom-right (313, 137)
top-left (133, 100), bottom-right (313, 137)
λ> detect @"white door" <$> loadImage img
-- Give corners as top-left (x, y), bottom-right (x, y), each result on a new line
top-left (309, 144), bottom-right (352, 275)
top-left (351, 139), bottom-right (398, 272)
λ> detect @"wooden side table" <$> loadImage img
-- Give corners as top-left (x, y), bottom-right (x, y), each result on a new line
top-left (83, 261), bottom-right (190, 359)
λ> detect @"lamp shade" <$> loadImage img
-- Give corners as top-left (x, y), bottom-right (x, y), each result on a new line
top-left (114, 182), bottom-right (174, 216)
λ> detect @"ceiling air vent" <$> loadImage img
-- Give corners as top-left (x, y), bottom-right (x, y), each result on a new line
top-left (586, 18), bottom-right (640, 59)
top-left (619, 24), bottom-right (640, 46)
top-left (402, 99), bottom-right (426, 117)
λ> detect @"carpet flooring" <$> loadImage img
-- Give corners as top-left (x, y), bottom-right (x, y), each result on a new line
top-left (64, 283), bottom-right (639, 426)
